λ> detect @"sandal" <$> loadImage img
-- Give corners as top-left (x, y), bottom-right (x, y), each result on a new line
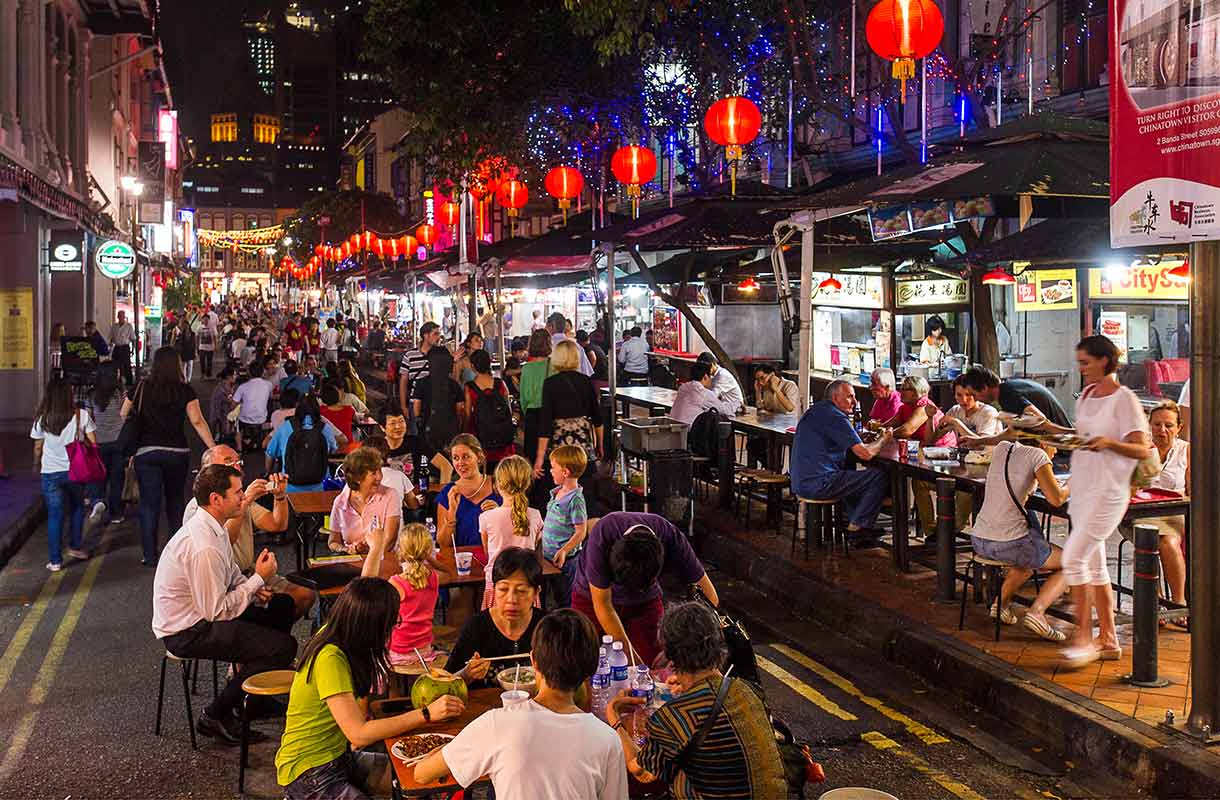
top-left (1021, 613), bottom-right (1066, 642)
top-left (1169, 616), bottom-right (1190, 630)
top-left (1060, 644), bottom-right (1100, 669)
top-left (989, 600), bottom-right (1019, 625)
top-left (1097, 644), bottom-right (1122, 661)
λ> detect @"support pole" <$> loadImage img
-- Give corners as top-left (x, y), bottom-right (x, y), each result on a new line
top-left (495, 258), bottom-right (504, 373)
top-left (797, 225), bottom-right (814, 412)
top-left (1127, 523), bottom-right (1170, 688)
top-left (935, 477), bottom-right (956, 602)
top-left (603, 240), bottom-right (617, 446)
top-left (1186, 239), bottom-right (1220, 741)
top-left (786, 79), bottom-right (795, 189)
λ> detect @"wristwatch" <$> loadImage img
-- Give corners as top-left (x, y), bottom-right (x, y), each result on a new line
top-left (421, 705), bottom-right (431, 722)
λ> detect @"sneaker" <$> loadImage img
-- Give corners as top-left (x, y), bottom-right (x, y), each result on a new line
top-left (989, 600), bottom-right (1019, 625)
top-left (88, 501), bottom-right (106, 522)
top-left (109, 515), bottom-right (126, 526)
top-left (45, 562), bottom-right (62, 572)
top-left (65, 548), bottom-right (90, 561)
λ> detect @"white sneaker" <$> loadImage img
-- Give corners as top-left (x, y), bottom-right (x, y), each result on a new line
top-left (46, 562), bottom-right (62, 572)
top-left (89, 501), bottom-right (106, 522)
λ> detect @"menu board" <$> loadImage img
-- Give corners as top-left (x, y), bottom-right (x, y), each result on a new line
top-left (1086, 263), bottom-right (1188, 301)
top-left (869, 206), bottom-right (913, 241)
top-left (950, 196), bottom-right (996, 222)
top-left (895, 277), bottom-right (969, 308)
top-left (812, 272), bottom-right (884, 309)
top-left (1014, 268), bottom-right (1079, 312)
top-left (1098, 311), bottom-right (1129, 364)
top-left (909, 201), bottom-right (952, 232)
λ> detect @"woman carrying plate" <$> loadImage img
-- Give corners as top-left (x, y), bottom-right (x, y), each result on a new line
top-left (276, 578), bottom-right (464, 799)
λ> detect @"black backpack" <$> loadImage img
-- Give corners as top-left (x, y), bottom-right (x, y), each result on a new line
top-left (469, 379), bottom-right (515, 449)
top-left (284, 417), bottom-right (328, 485)
top-left (689, 407), bottom-right (726, 459)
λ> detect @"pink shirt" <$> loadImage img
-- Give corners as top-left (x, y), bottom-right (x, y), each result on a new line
top-left (329, 484), bottom-right (402, 547)
top-left (868, 390), bottom-right (904, 423)
top-left (389, 571), bottom-right (440, 653)
top-left (893, 396), bottom-right (957, 447)
top-left (479, 503), bottom-right (543, 607)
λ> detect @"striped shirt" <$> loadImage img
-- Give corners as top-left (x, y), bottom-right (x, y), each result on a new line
top-left (401, 347), bottom-right (430, 391)
top-left (638, 676), bottom-right (787, 800)
top-left (541, 485), bottom-right (587, 560)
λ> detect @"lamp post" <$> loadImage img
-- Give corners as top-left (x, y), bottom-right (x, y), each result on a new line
top-left (120, 175), bottom-right (144, 375)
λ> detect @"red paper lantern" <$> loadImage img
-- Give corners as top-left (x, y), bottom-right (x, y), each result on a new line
top-left (361, 231), bottom-right (375, 250)
top-left (865, 0), bottom-right (944, 102)
top-left (372, 238), bottom-right (385, 257)
top-left (544, 166), bottom-right (584, 223)
top-left (400, 235), bottom-right (417, 254)
top-left (611, 145), bottom-right (657, 216)
top-left (416, 224), bottom-right (437, 248)
top-left (348, 232), bottom-right (360, 248)
top-left (704, 97), bottom-right (762, 148)
top-left (440, 201), bottom-right (461, 228)
top-left (341, 242), bottom-right (352, 259)
top-left (496, 179), bottom-right (529, 218)
top-left (314, 244), bottom-right (325, 257)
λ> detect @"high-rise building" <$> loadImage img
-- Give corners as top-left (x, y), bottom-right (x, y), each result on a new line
top-left (245, 14), bottom-right (276, 97)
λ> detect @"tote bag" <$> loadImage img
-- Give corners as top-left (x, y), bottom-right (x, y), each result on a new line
top-left (67, 409), bottom-right (107, 484)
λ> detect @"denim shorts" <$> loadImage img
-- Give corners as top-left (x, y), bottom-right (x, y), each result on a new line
top-left (283, 751), bottom-right (388, 800)
top-left (970, 529), bottom-right (1052, 570)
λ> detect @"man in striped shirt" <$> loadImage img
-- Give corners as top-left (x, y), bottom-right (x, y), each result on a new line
top-left (397, 321), bottom-right (441, 416)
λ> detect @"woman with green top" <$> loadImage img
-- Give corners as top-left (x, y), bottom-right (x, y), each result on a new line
top-left (519, 329), bottom-right (552, 504)
top-left (276, 577), bottom-right (465, 799)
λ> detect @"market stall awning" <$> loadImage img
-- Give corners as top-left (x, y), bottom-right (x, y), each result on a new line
top-left (730, 239), bottom-right (944, 280)
top-left (949, 218), bottom-right (1186, 267)
top-left (615, 249), bottom-right (754, 285)
top-left (595, 198), bottom-right (795, 250)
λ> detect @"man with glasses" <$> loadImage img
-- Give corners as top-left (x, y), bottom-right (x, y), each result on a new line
top-left (182, 445), bottom-right (314, 620)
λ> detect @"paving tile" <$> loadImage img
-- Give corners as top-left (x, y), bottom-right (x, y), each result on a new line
top-left (1098, 701), bottom-right (1137, 716)
top-left (1092, 687), bottom-right (1143, 705)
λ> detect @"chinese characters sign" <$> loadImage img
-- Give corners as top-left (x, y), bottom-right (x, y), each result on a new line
top-left (1014, 268), bottom-right (1079, 311)
top-left (1086, 263), bottom-right (1188, 300)
top-left (811, 272), bottom-right (884, 309)
top-left (895, 278), bottom-right (969, 308)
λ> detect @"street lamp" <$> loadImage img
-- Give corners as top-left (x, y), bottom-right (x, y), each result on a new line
top-left (121, 176), bottom-right (144, 374)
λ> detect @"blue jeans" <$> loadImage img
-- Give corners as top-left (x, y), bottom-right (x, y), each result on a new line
top-left (88, 442), bottom-right (126, 520)
top-left (801, 466), bottom-right (889, 529)
top-left (42, 471), bottom-right (84, 565)
top-left (134, 449), bottom-right (189, 562)
top-left (282, 751), bottom-right (388, 800)
top-left (545, 549), bottom-right (582, 609)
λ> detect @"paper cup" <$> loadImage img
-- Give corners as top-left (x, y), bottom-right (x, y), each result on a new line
top-left (500, 689), bottom-right (530, 708)
top-left (456, 552), bottom-right (473, 576)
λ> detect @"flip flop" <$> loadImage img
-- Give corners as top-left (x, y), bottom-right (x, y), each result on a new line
top-left (1097, 645), bottom-right (1122, 661)
top-left (1169, 616), bottom-right (1190, 630)
top-left (1060, 644), bottom-right (1100, 669)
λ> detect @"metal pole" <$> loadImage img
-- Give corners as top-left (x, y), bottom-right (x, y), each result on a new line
top-left (1186, 239), bottom-right (1220, 741)
top-left (1027, 17), bottom-right (1035, 115)
top-left (495, 258), bottom-right (505, 373)
top-left (920, 60), bottom-right (928, 164)
top-left (604, 241), bottom-right (617, 436)
top-left (935, 477), bottom-right (956, 602)
top-left (850, 1), bottom-right (857, 100)
top-left (797, 225), bottom-right (814, 412)
top-left (131, 200), bottom-right (142, 376)
top-left (786, 78), bottom-right (795, 189)
top-left (997, 68), bottom-right (1003, 126)
top-left (1127, 523), bottom-right (1170, 687)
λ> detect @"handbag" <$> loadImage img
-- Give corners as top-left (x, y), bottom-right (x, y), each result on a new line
top-left (672, 670), bottom-right (733, 778)
top-left (1003, 444), bottom-right (1044, 538)
top-left (122, 460), bottom-right (140, 504)
top-left (772, 714), bottom-right (826, 793)
top-left (117, 382), bottom-right (145, 457)
top-left (66, 409), bottom-right (107, 484)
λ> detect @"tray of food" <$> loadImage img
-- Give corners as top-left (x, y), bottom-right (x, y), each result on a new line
top-left (1039, 434), bottom-right (1088, 450)
top-left (996, 412), bottom-right (1046, 430)
top-left (392, 733), bottom-right (455, 765)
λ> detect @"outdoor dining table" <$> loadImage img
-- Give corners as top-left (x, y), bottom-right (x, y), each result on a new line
top-left (378, 687), bottom-right (501, 798)
top-left (287, 489), bottom-right (340, 571)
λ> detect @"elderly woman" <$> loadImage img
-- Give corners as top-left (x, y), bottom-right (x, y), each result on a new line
top-left (1122, 401), bottom-right (1189, 624)
top-left (436, 433), bottom-right (502, 550)
top-left (608, 602), bottom-right (787, 799)
top-left (867, 367), bottom-right (902, 423)
top-left (444, 546), bottom-right (546, 687)
top-left (534, 339), bottom-right (603, 510)
top-left (882, 375), bottom-right (956, 448)
top-left (327, 446), bottom-right (402, 554)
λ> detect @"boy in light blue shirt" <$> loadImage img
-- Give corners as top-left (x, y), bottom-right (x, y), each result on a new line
top-left (541, 445), bottom-right (589, 608)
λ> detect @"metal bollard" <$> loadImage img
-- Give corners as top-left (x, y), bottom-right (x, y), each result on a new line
top-left (935, 477), bottom-right (956, 602)
top-left (1127, 523), bottom-right (1171, 688)
top-left (716, 419), bottom-right (734, 510)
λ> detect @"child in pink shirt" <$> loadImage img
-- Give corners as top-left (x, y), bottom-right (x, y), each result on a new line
top-left (363, 521), bottom-right (443, 665)
top-left (479, 456), bottom-right (542, 609)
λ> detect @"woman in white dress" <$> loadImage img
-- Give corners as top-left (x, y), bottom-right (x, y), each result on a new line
top-left (1061, 336), bottom-right (1152, 668)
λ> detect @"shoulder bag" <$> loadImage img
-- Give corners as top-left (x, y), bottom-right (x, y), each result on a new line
top-left (1003, 444), bottom-right (1045, 538)
top-left (1077, 384), bottom-right (1162, 490)
top-left (671, 670), bottom-right (733, 779)
top-left (67, 409), bottom-right (107, 484)
top-left (116, 382), bottom-right (146, 457)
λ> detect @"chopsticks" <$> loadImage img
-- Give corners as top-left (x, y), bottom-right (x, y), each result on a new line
top-left (480, 652), bottom-right (532, 663)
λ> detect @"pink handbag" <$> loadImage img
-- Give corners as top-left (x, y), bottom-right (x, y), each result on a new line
top-left (67, 409), bottom-right (107, 484)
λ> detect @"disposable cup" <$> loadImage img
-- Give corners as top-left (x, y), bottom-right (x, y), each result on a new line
top-left (500, 689), bottom-right (529, 708)
top-left (456, 552), bottom-right (473, 576)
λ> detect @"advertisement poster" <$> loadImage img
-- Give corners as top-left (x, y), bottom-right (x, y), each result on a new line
top-left (1099, 311), bottom-right (1130, 363)
top-left (869, 206), bottom-right (913, 240)
top-left (1110, 0), bottom-right (1220, 245)
top-left (1086, 262), bottom-right (1189, 299)
top-left (1014, 268), bottom-right (1079, 311)
top-left (909, 201), bottom-right (952, 231)
top-left (0, 288), bottom-right (33, 370)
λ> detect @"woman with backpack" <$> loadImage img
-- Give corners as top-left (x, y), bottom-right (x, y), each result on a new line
top-left (265, 393), bottom-right (340, 493)
top-left (464, 349), bottom-right (516, 473)
top-left (533, 340), bottom-right (603, 513)
top-left (31, 377), bottom-right (97, 571)
top-left (411, 348), bottom-right (465, 467)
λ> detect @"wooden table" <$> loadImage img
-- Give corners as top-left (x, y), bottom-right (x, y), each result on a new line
top-left (380, 687), bottom-right (501, 798)
top-left (287, 490), bottom-right (340, 571)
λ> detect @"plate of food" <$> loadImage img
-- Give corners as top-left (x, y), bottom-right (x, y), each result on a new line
top-left (392, 733), bottom-right (455, 766)
top-left (996, 412), bottom-right (1045, 430)
top-left (1041, 434), bottom-right (1088, 450)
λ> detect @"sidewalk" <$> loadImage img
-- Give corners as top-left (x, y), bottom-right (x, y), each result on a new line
top-left (0, 431), bottom-right (45, 571)
top-left (695, 496), bottom-right (1220, 796)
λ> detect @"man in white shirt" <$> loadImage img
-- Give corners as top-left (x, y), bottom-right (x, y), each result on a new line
top-left (548, 312), bottom-right (593, 376)
top-left (152, 465), bottom-right (298, 744)
top-left (696, 352), bottom-right (744, 412)
top-left (320, 318), bottom-right (342, 363)
top-left (415, 610), bottom-right (627, 800)
top-left (617, 326), bottom-right (650, 385)
top-left (109, 310), bottom-right (136, 387)
top-left (233, 359), bottom-right (276, 453)
top-left (669, 362), bottom-right (740, 425)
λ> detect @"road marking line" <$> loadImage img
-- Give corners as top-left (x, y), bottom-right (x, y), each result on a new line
top-left (756, 655), bottom-right (858, 721)
top-left (0, 547), bottom-right (106, 783)
top-left (773, 643), bottom-right (950, 745)
top-left (0, 571), bottom-right (66, 697)
top-left (862, 730), bottom-right (987, 800)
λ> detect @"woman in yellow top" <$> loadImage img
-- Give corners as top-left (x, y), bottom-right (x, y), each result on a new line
top-left (275, 578), bottom-right (465, 798)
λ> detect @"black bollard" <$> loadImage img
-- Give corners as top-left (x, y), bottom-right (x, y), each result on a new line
top-left (716, 419), bottom-right (734, 510)
top-left (1127, 523), bottom-right (1171, 688)
top-left (935, 477), bottom-right (956, 602)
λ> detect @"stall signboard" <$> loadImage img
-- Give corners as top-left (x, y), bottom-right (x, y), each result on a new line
top-left (1099, 311), bottom-right (1129, 363)
top-left (95, 239), bottom-right (136, 279)
top-left (48, 232), bottom-right (84, 272)
top-left (1109, 0), bottom-right (1220, 246)
top-left (1014, 268), bottom-right (1079, 311)
top-left (869, 206), bottom-right (912, 240)
top-left (1086, 263), bottom-right (1189, 300)
top-left (812, 272), bottom-right (884, 309)
top-left (895, 277), bottom-right (968, 308)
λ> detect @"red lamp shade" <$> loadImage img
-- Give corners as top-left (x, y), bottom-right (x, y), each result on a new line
top-left (817, 276), bottom-right (842, 292)
top-left (372, 238), bottom-right (385, 257)
top-left (496, 179), bottom-right (529, 217)
top-left (865, 0), bottom-right (944, 100)
top-left (440, 201), bottom-right (461, 228)
top-left (981, 269), bottom-right (1015, 285)
top-left (416, 224), bottom-right (437, 248)
top-left (1168, 259), bottom-right (1190, 279)
top-left (545, 166), bottom-right (584, 204)
top-left (611, 145), bottom-right (657, 188)
top-left (341, 242), bottom-right (352, 259)
top-left (737, 276), bottom-right (761, 293)
top-left (348, 232), bottom-right (360, 248)
top-left (704, 97), bottom-right (762, 147)
top-left (314, 244), bottom-right (325, 257)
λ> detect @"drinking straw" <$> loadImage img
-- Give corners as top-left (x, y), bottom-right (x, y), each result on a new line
top-left (626, 639), bottom-right (639, 668)
top-left (514, 663), bottom-right (521, 691)
top-left (414, 647), bottom-right (430, 675)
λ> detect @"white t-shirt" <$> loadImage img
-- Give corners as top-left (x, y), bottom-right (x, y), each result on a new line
top-left (441, 701), bottom-right (628, 800)
top-left (946, 403), bottom-right (1001, 437)
top-left (968, 441), bottom-right (1050, 542)
top-left (380, 466), bottom-right (412, 506)
top-left (233, 377), bottom-right (275, 424)
top-left (31, 412), bottom-right (96, 474)
top-left (320, 328), bottom-right (342, 351)
top-left (1070, 385), bottom-right (1150, 538)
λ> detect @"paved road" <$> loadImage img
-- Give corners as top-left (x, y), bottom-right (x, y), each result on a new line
top-left (0, 510), bottom-right (1142, 800)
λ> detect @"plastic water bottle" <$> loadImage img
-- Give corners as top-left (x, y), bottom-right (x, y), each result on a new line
top-left (630, 665), bottom-right (655, 746)
top-left (609, 642), bottom-right (630, 696)
top-left (426, 519), bottom-right (437, 541)
top-left (591, 646), bottom-right (612, 720)
top-left (602, 634), bottom-right (613, 650)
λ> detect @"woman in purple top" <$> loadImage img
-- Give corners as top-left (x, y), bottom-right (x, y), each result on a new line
top-left (569, 512), bottom-right (717, 666)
